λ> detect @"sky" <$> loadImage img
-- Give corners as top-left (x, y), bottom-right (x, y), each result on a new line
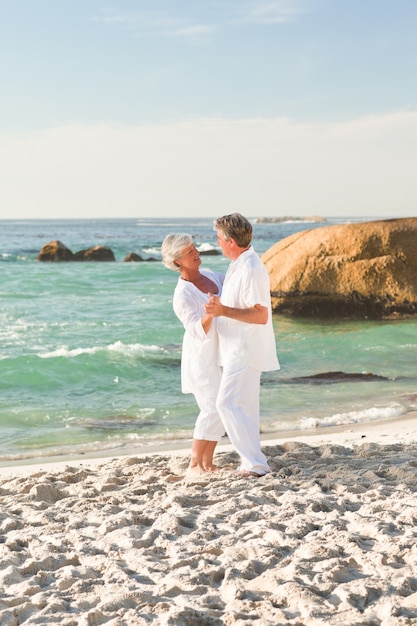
top-left (0, 0), bottom-right (416, 220)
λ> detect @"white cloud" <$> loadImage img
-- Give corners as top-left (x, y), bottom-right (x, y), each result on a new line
top-left (242, 0), bottom-right (312, 24)
top-left (92, 1), bottom-right (312, 40)
top-left (92, 9), bottom-right (217, 40)
top-left (1, 112), bottom-right (416, 219)
top-left (170, 24), bottom-right (215, 38)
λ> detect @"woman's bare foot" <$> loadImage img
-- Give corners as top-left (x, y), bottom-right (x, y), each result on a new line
top-left (189, 439), bottom-right (219, 474)
top-left (204, 464), bottom-right (222, 472)
top-left (187, 462), bottom-right (222, 474)
top-left (187, 462), bottom-right (206, 474)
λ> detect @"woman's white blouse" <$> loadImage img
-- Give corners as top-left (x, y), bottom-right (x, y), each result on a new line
top-left (172, 268), bottom-right (224, 394)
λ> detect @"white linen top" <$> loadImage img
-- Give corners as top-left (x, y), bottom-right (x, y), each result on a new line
top-left (216, 246), bottom-right (280, 372)
top-left (173, 268), bottom-right (224, 394)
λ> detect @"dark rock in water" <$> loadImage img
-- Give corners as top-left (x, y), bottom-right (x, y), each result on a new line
top-left (263, 217), bottom-right (417, 319)
top-left (37, 240), bottom-right (75, 262)
top-left (286, 371), bottom-right (390, 384)
top-left (124, 252), bottom-right (145, 262)
top-left (74, 246), bottom-right (115, 262)
top-left (123, 252), bottom-right (159, 262)
top-left (37, 241), bottom-right (115, 262)
top-left (37, 241), bottom-right (158, 263)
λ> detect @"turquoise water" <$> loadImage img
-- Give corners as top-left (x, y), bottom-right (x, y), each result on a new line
top-left (1, 217), bottom-right (416, 463)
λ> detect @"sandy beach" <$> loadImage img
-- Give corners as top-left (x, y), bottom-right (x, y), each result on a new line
top-left (1, 417), bottom-right (417, 625)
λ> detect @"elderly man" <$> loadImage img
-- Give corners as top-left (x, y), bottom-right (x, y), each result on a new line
top-left (205, 213), bottom-right (280, 477)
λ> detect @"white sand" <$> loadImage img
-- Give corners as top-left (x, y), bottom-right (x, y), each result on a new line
top-left (1, 416), bottom-right (417, 625)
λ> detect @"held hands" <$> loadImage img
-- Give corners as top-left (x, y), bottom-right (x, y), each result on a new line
top-left (205, 294), bottom-right (268, 324)
top-left (204, 293), bottom-right (223, 317)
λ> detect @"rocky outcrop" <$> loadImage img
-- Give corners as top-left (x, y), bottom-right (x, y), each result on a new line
top-left (37, 241), bottom-right (161, 263)
top-left (37, 240), bottom-right (75, 262)
top-left (262, 217), bottom-right (417, 319)
top-left (74, 246), bottom-right (115, 262)
top-left (38, 241), bottom-right (115, 262)
top-left (285, 371), bottom-right (390, 384)
top-left (256, 215), bottom-right (326, 224)
top-left (123, 253), bottom-right (159, 262)
top-left (124, 252), bottom-right (145, 262)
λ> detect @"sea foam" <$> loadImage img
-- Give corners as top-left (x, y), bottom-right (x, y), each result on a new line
top-left (300, 403), bottom-right (407, 430)
top-left (39, 341), bottom-right (166, 359)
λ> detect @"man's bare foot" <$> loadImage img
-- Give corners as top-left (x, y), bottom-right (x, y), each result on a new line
top-left (238, 469), bottom-right (263, 478)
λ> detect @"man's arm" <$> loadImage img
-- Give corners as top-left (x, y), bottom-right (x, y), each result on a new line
top-left (204, 295), bottom-right (268, 325)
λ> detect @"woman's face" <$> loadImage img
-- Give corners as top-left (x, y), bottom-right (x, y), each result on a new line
top-left (176, 243), bottom-right (201, 272)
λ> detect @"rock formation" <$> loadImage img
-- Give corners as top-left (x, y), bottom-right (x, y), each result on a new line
top-left (262, 217), bottom-right (417, 319)
top-left (123, 253), bottom-right (158, 262)
top-left (74, 246), bottom-right (115, 262)
top-left (37, 240), bottom-right (75, 262)
top-left (124, 252), bottom-right (144, 262)
top-left (256, 215), bottom-right (326, 224)
top-left (37, 241), bottom-right (161, 263)
top-left (38, 241), bottom-right (115, 262)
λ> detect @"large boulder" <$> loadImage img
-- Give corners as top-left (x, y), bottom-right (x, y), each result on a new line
top-left (37, 240), bottom-right (75, 262)
top-left (37, 241), bottom-right (116, 262)
top-left (262, 217), bottom-right (417, 319)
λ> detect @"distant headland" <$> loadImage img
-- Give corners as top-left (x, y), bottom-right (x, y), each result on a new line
top-left (254, 216), bottom-right (326, 224)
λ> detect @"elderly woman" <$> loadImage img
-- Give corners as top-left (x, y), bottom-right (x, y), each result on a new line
top-left (161, 233), bottom-right (225, 473)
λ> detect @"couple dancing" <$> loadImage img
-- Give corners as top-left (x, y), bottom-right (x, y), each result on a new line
top-left (161, 213), bottom-right (279, 478)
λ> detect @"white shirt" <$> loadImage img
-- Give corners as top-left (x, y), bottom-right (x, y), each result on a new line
top-left (217, 246), bottom-right (280, 372)
top-left (173, 268), bottom-right (224, 394)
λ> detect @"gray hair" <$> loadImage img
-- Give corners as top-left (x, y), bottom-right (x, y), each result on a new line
top-left (214, 213), bottom-right (252, 248)
top-left (161, 233), bottom-right (194, 272)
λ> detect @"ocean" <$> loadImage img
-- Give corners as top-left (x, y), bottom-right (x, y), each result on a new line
top-left (1, 216), bottom-right (416, 465)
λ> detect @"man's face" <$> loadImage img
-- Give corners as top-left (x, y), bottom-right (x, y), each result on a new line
top-left (216, 230), bottom-right (234, 259)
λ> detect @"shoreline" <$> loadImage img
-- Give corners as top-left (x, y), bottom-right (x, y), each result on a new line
top-left (1, 411), bottom-right (416, 477)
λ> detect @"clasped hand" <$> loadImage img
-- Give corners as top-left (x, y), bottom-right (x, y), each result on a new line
top-left (204, 293), bottom-right (222, 317)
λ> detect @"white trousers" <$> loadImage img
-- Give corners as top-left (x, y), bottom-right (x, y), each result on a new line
top-left (216, 366), bottom-right (270, 475)
top-left (192, 375), bottom-right (225, 442)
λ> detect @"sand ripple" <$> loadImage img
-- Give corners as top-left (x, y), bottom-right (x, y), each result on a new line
top-left (1, 441), bottom-right (417, 625)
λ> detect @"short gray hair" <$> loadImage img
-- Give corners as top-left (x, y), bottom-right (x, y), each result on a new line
top-left (214, 213), bottom-right (252, 248)
top-left (161, 233), bottom-right (194, 272)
